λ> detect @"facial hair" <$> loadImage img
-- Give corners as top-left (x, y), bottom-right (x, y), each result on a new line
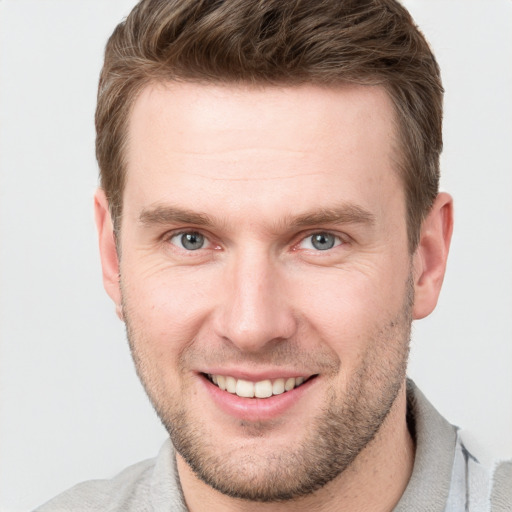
top-left (123, 275), bottom-right (413, 503)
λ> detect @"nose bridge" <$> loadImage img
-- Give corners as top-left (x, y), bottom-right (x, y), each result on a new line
top-left (215, 245), bottom-right (296, 351)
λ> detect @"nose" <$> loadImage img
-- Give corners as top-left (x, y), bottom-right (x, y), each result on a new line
top-left (213, 248), bottom-right (298, 352)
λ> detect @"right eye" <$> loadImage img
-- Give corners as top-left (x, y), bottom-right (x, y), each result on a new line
top-left (169, 231), bottom-right (210, 251)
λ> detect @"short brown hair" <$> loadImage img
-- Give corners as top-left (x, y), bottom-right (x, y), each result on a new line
top-left (96, 0), bottom-right (443, 251)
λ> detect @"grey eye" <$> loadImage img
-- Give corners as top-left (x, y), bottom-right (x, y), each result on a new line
top-left (310, 233), bottom-right (337, 250)
top-left (311, 233), bottom-right (335, 250)
top-left (171, 232), bottom-right (206, 250)
top-left (298, 232), bottom-right (342, 251)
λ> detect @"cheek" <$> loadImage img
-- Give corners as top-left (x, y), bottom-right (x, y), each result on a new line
top-left (120, 269), bottom-right (219, 401)
top-left (120, 262), bottom-right (220, 356)
top-left (287, 262), bottom-right (409, 360)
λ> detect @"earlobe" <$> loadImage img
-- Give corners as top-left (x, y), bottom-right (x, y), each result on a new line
top-left (412, 192), bottom-right (454, 320)
top-left (94, 189), bottom-right (123, 316)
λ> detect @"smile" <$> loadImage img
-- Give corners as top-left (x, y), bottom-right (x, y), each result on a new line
top-left (206, 374), bottom-right (312, 399)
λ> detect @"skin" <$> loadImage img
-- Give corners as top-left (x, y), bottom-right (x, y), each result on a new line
top-left (95, 82), bottom-right (453, 512)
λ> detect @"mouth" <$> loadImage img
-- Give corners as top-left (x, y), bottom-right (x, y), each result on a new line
top-left (204, 373), bottom-right (315, 399)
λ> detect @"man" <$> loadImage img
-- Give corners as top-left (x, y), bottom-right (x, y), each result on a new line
top-left (35, 0), bottom-right (511, 510)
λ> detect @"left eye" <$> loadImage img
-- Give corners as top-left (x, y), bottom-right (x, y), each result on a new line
top-left (169, 232), bottom-right (209, 251)
top-left (299, 232), bottom-right (342, 251)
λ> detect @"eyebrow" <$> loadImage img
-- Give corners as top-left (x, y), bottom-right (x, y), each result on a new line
top-left (138, 203), bottom-right (375, 230)
top-left (287, 205), bottom-right (375, 229)
top-left (139, 206), bottom-right (216, 227)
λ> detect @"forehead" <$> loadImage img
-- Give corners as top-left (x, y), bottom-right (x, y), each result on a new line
top-left (127, 81), bottom-right (398, 161)
top-left (124, 81), bottom-right (403, 224)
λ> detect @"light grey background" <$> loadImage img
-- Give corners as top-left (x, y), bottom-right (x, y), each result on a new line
top-left (0, 1), bottom-right (511, 511)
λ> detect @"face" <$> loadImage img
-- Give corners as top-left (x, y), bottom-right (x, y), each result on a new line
top-left (107, 83), bottom-right (416, 501)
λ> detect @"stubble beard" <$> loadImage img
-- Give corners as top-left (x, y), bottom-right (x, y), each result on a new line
top-left (123, 277), bottom-right (413, 503)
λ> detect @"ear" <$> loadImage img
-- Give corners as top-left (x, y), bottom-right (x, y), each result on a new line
top-left (94, 188), bottom-right (123, 321)
top-left (412, 192), bottom-right (454, 320)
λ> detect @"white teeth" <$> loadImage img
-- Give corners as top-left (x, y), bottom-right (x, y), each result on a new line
top-left (209, 374), bottom-right (309, 398)
top-left (226, 376), bottom-right (237, 393)
top-left (216, 375), bottom-right (226, 391)
top-left (254, 379), bottom-right (273, 398)
top-left (272, 378), bottom-right (285, 395)
top-left (284, 377), bottom-right (296, 391)
top-left (236, 379), bottom-right (255, 398)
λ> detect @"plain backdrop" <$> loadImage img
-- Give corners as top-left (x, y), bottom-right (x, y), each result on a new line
top-left (0, 1), bottom-right (511, 511)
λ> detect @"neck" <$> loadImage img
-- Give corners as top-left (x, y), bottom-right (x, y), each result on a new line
top-left (177, 381), bottom-right (414, 512)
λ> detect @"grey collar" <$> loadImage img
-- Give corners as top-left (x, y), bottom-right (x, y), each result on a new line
top-left (393, 380), bottom-right (458, 511)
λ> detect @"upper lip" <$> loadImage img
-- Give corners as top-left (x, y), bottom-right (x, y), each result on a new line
top-left (199, 369), bottom-right (316, 381)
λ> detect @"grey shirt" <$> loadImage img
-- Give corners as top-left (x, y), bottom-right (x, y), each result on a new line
top-left (34, 381), bottom-right (511, 511)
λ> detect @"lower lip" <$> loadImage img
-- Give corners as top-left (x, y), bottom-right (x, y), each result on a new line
top-left (200, 375), bottom-right (317, 422)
